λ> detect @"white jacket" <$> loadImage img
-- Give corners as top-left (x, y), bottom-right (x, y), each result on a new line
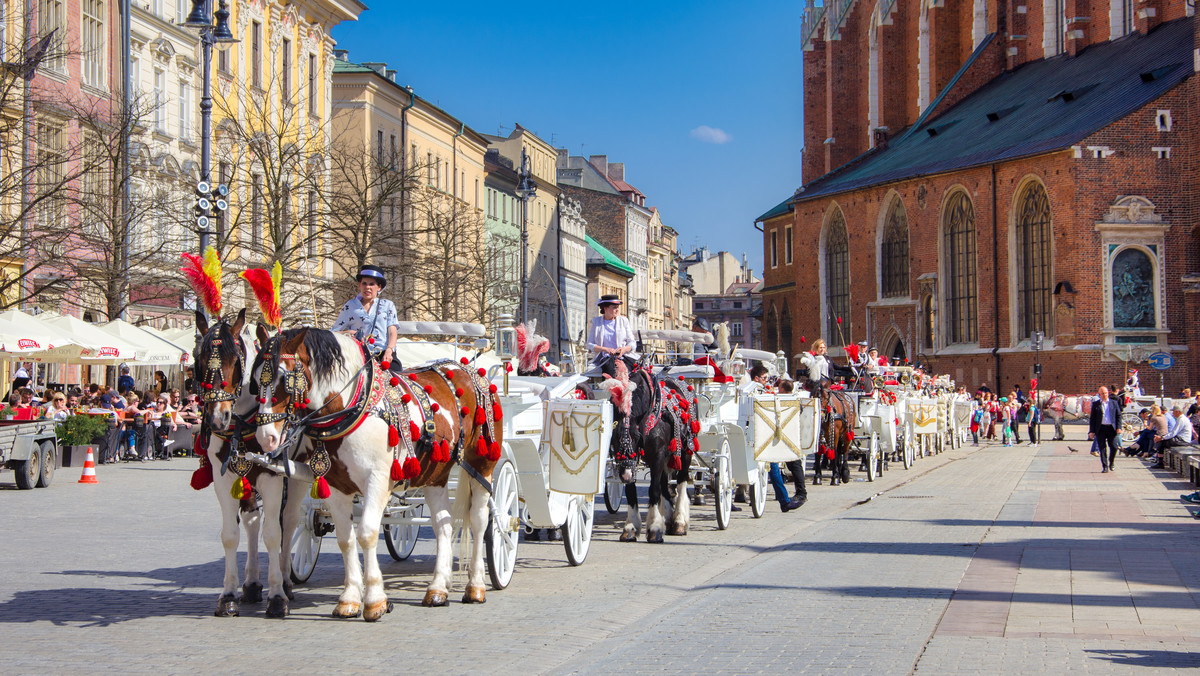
top-left (586, 315), bottom-right (639, 361)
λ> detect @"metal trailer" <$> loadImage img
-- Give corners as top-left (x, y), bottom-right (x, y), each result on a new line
top-left (0, 419), bottom-right (59, 489)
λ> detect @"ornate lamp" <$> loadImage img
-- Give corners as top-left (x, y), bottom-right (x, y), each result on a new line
top-left (495, 314), bottom-right (516, 394)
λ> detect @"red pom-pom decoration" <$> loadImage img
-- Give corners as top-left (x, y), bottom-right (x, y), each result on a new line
top-left (401, 393), bottom-right (411, 404)
top-left (476, 437), bottom-right (488, 459)
top-left (800, 336), bottom-right (806, 343)
top-left (410, 421), bottom-right (421, 442)
top-left (430, 402), bottom-right (440, 413)
top-left (836, 316), bottom-right (842, 324)
top-left (190, 462), bottom-right (213, 490)
top-left (391, 458), bottom-right (404, 481)
top-left (847, 430), bottom-right (855, 441)
top-left (271, 397), bottom-right (278, 404)
top-left (691, 419), bottom-right (701, 435)
top-left (388, 425), bottom-right (400, 446)
top-left (460, 357), bottom-right (470, 365)
top-left (316, 476), bottom-right (331, 499)
top-left (204, 383), bottom-right (213, 390)
top-left (474, 406), bottom-right (486, 425)
top-left (489, 383), bottom-right (498, 394)
top-left (492, 402), bottom-right (503, 422)
top-left (221, 381), bottom-right (229, 388)
top-left (381, 361), bottom-right (390, 370)
top-left (669, 438), bottom-right (679, 452)
top-left (390, 376), bottom-right (400, 387)
top-left (461, 406), bottom-right (470, 417)
top-left (505, 363), bottom-right (513, 373)
top-left (258, 397), bottom-right (266, 404)
top-left (670, 454), bottom-right (682, 470)
top-left (423, 384), bottom-right (433, 394)
top-left (687, 385), bottom-right (694, 392)
top-left (477, 368), bottom-right (487, 377)
top-left (368, 337), bottom-right (375, 344)
top-left (403, 457), bottom-right (421, 479)
top-left (455, 387), bottom-right (464, 397)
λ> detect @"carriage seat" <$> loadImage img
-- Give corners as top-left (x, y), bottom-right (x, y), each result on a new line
top-left (693, 356), bottom-right (732, 383)
top-left (651, 364), bottom-right (714, 380)
top-left (502, 374), bottom-right (587, 401)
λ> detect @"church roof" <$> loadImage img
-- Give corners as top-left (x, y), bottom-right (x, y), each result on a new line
top-left (772, 17), bottom-right (1193, 211)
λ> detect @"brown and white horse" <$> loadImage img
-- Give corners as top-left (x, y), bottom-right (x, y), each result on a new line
top-left (193, 309), bottom-right (307, 618)
top-left (253, 327), bottom-right (500, 620)
top-left (1039, 391), bottom-right (1095, 441)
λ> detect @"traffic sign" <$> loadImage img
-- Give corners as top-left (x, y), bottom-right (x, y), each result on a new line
top-left (1147, 352), bottom-right (1174, 370)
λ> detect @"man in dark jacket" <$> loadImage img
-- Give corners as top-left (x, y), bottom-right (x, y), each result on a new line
top-left (1088, 385), bottom-right (1123, 473)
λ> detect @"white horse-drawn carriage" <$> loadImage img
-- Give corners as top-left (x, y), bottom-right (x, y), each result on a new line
top-left (289, 319), bottom-right (613, 592)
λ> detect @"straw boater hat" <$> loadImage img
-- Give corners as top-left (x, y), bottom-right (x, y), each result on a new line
top-left (357, 264), bottom-right (387, 289)
top-left (597, 294), bottom-right (621, 307)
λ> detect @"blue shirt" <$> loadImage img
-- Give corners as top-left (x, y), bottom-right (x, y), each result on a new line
top-left (331, 295), bottom-right (397, 355)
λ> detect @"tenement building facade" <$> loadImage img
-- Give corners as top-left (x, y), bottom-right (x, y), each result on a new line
top-left (760, 0), bottom-right (1200, 392)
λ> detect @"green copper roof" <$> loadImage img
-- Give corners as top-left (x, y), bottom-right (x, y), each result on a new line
top-left (585, 235), bottom-right (635, 277)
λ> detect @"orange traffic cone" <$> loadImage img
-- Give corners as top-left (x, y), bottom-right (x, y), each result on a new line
top-left (78, 446), bottom-right (99, 484)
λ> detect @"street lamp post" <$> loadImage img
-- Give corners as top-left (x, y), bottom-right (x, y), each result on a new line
top-left (515, 147), bottom-right (537, 324)
top-left (182, 1), bottom-right (238, 255)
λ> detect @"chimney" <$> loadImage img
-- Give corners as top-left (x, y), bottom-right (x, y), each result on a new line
top-left (607, 162), bottom-right (625, 182)
top-left (873, 126), bottom-right (890, 150)
top-left (362, 62), bottom-right (387, 76)
top-left (1135, 0), bottom-right (1161, 34)
top-left (589, 155), bottom-right (608, 176)
top-left (556, 148), bottom-right (569, 167)
top-left (385, 69), bottom-right (397, 82)
top-left (334, 49), bottom-right (350, 61)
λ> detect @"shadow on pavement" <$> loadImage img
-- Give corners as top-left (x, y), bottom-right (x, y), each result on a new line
top-left (1085, 649), bottom-right (1200, 668)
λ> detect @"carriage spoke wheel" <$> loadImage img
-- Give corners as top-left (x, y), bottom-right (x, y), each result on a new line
top-left (289, 504), bottom-right (322, 584)
top-left (1120, 412), bottom-right (1142, 445)
top-left (562, 495), bottom-right (595, 566)
top-left (485, 459), bottom-right (519, 590)
top-left (866, 432), bottom-right (879, 482)
top-left (749, 462), bottom-right (768, 518)
top-left (713, 439), bottom-right (733, 530)
top-left (604, 465), bottom-right (623, 514)
top-left (384, 502), bottom-right (426, 561)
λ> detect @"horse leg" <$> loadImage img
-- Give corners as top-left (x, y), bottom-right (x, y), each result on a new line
top-left (619, 481), bottom-right (641, 542)
top-left (668, 467), bottom-right (690, 536)
top-left (240, 499), bottom-right (263, 602)
top-left (255, 474), bottom-right (288, 618)
top-left (462, 476), bottom-right (490, 604)
top-left (422, 485), bottom-right (453, 607)
top-left (357, 478), bottom-right (391, 622)
top-left (645, 471), bottom-right (665, 543)
top-left (278, 476), bottom-right (307, 602)
top-left (326, 492), bottom-right (363, 618)
top-left (212, 463), bottom-right (244, 617)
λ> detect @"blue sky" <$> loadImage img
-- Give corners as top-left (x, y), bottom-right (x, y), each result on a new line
top-left (331, 1), bottom-right (804, 275)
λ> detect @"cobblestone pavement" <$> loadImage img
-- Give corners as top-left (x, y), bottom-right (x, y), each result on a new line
top-left (1, 428), bottom-right (1197, 674)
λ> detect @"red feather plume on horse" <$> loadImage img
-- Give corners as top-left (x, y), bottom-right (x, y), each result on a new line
top-left (180, 247), bottom-right (223, 316)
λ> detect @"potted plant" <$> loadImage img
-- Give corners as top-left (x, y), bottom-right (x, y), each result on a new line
top-left (56, 414), bottom-right (111, 466)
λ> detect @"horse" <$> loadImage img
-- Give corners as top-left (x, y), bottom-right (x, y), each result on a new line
top-left (1039, 391), bottom-right (1094, 441)
top-left (602, 360), bottom-right (696, 543)
top-left (192, 309), bottom-right (308, 618)
top-left (811, 387), bottom-right (856, 486)
top-left (253, 327), bottom-right (500, 620)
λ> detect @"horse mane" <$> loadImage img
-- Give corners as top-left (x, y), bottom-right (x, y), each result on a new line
top-left (628, 368), bottom-right (652, 421)
top-left (257, 327), bottom-right (348, 384)
top-left (714, 323), bottom-right (730, 358)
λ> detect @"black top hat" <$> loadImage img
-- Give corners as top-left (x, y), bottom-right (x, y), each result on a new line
top-left (596, 294), bottom-right (621, 307)
top-left (693, 317), bottom-right (711, 333)
top-left (356, 264), bottom-right (387, 289)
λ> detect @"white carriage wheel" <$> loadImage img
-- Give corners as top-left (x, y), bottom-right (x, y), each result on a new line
top-left (485, 459), bottom-right (519, 590)
top-left (714, 439), bottom-right (733, 530)
top-left (562, 494), bottom-right (595, 567)
top-left (749, 462), bottom-right (768, 519)
top-left (866, 432), bottom-right (879, 482)
top-left (289, 503), bottom-right (322, 584)
top-left (1120, 412), bottom-right (1142, 445)
top-left (384, 501), bottom-right (426, 561)
top-left (604, 461), bottom-right (623, 514)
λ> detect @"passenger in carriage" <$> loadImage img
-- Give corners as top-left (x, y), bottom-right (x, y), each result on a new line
top-left (798, 338), bottom-right (831, 396)
top-left (332, 264), bottom-right (401, 373)
top-left (586, 294), bottom-right (638, 378)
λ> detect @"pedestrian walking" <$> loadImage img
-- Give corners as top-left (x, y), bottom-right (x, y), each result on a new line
top-left (1088, 385), bottom-right (1123, 473)
top-left (1026, 402), bottom-right (1041, 444)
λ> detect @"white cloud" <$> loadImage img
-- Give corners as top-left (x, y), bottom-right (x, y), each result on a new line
top-left (690, 125), bottom-right (732, 144)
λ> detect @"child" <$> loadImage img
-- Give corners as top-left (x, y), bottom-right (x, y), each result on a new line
top-left (1000, 398), bottom-right (1013, 446)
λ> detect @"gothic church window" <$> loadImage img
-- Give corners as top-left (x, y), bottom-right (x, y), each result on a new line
top-left (943, 191), bottom-right (977, 344)
top-left (1016, 182), bottom-right (1052, 339)
top-left (825, 209), bottom-right (849, 347)
top-left (882, 198), bottom-right (909, 297)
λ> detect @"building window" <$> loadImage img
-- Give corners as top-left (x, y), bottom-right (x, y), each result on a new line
top-left (251, 174), bottom-right (263, 247)
top-left (0, 1), bottom-right (7, 58)
top-left (785, 225), bottom-right (793, 264)
top-left (731, 321), bottom-right (743, 337)
top-left (943, 191), bottom-right (978, 344)
top-left (177, 80), bottom-right (190, 141)
top-left (1111, 248), bottom-right (1155, 328)
top-left (280, 38), bottom-right (291, 106)
top-left (1015, 182), bottom-right (1052, 339)
top-left (37, 0), bottom-right (65, 72)
top-left (733, 301), bottom-right (742, 309)
top-left (153, 69), bottom-right (167, 132)
top-left (307, 54), bottom-right (317, 115)
top-left (770, 230), bottom-right (778, 267)
top-left (250, 21), bottom-right (262, 89)
top-left (81, 0), bottom-right (105, 88)
top-left (882, 198), bottom-right (909, 297)
top-left (695, 302), bottom-right (703, 310)
top-left (825, 209), bottom-right (849, 347)
top-left (218, 44), bottom-right (229, 74)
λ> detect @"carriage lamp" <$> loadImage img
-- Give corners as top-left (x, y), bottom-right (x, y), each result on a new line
top-left (775, 350), bottom-right (788, 380)
top-left (495, 314), bottom-right (516, 395)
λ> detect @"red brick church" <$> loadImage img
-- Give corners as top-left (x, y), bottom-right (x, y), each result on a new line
top-left (759, 0), bottom-right (1200, 393)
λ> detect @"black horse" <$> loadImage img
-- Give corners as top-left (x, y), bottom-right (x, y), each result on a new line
top-left (604, 361), bottom-right (697, 543)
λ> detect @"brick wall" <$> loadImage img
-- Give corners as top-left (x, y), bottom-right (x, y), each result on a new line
top-left (561, 185), bottom-right (629, 259)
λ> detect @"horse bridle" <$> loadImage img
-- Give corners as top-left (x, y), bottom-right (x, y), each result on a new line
top-left (199, 328), bottom-right (247, 405)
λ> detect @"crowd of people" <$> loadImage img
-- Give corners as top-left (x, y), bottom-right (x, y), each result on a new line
top-left (4, 364), bottom-right (201, 464)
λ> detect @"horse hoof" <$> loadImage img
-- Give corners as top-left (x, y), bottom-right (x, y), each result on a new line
top-left (332, 601), bottom-right (362, 618)
top-left (265, 595), bottom-right (289, 618)
top-left (422, 590), bottom-right (449, 607)
top-left (241, 581), bottom-right (263, 604)
top-left (461, 586), bottom-right (487, 604)
top-left (282, 580), bottom-right (295, 602)
top-left (647, 530), bottom-right (664, 544)
top-left (669, 524), bottom-right (687, 536)
top-left (214, 594), bottom-right (239, 618)
top-left (619, 531), bottom-right (637, 542)
top-left (363, 599), bottom-right (390, 622)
